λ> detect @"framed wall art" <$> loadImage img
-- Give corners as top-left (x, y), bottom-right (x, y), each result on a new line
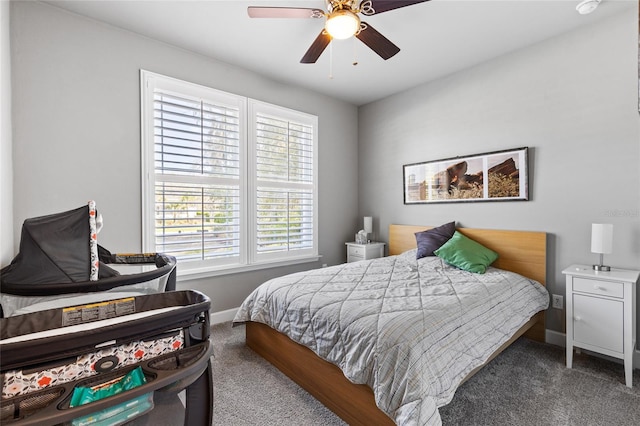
top-left (403, 147), bottom-right (529, 204)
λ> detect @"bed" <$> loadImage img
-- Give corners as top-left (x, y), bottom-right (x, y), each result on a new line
top-left (233, 224), bottom-right (548, 425)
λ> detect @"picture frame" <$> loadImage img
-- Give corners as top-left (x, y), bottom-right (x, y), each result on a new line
top-left (403, 147), bottom-right (529, 204)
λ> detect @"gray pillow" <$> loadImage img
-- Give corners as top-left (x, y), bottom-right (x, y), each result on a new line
top-left (415, 221), bottom-right (456, 259)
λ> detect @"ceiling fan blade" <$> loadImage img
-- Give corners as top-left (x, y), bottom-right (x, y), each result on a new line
top-left (356, 23), bottom-right (400, 60)
top-left (300, 31), bottom-right (332, 64)
top-left (247, 7), bottom-right (324, 19)
top-left (368, 0), bottom-right (430, 15)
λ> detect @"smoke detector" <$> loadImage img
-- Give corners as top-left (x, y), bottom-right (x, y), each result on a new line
top-left (576, 0), bottom-right (601, 15)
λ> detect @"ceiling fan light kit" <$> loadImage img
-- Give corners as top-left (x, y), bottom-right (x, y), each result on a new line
top-left (247, 0), bottom-right (431, 64)
top-left (576, 0), bottom-right (601, 15)
top-left (325, 9), bottom-right (361, 39)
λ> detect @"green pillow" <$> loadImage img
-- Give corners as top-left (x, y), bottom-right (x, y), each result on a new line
top-left (434, 231), bottom-right (498, 274)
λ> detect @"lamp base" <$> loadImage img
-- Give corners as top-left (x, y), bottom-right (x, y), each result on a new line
top-left (592, 264), bottom-right (611, 272)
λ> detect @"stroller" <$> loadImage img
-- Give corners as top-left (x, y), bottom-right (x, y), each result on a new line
top-left (0, 203), bottom-right (213, 426)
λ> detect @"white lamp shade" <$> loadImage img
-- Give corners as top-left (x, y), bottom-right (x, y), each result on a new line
top-left (591, 223), bottom-right (613, 254)
top-left (363, 216), bottom-right (373, 234)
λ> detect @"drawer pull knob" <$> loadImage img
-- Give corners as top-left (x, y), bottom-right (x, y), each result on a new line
top-left (594, 285), bottom-right (606, 291)
top-left (574, 316), bottom-right (582, 322)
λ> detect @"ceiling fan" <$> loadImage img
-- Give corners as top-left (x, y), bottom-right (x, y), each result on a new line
top-left (247, 0), bottom-right (431, 64)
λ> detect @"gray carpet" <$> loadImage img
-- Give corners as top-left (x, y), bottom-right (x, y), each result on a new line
top-left (212, 322), bottom-right (640, 425)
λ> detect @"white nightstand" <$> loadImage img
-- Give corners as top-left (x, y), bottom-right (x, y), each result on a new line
top-left (345, 242), bottom-right (385, 263)
top-left (562, 264), bottom-right (639, 387)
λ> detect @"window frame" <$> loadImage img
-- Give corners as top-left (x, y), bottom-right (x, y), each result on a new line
top-left (141, 70), bottom-right (319, 279)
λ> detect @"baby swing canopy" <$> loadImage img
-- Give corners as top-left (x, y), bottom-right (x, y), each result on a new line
top-left (1, 204), bottom-right (106, 286)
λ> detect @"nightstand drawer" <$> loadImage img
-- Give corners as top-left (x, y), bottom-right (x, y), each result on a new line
top-left (348, 245), bottom-right (365, 256)
top-left (345, 242), bottom-right (385, 263)
top-left (573, 277), bottom-right (623, 298)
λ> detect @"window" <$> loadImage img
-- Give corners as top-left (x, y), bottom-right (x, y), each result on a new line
top-left (141, 71), bottom-right (318, 277)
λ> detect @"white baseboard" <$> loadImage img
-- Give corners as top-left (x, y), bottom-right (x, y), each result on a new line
top-left (545, 329), bottom-right (566, 348)
top-left (544, 329), bottom-right (640, 370)
top-left (210, 307), bottom-right (238, 325)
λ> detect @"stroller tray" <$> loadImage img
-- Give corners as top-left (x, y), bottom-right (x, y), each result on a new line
top-left (0, 290), bottom-right (212, 426)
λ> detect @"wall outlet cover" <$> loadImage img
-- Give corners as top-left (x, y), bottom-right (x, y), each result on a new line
top-left (552, 294), bottom-right (563, 309)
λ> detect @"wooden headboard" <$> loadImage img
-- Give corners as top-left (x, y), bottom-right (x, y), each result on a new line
top-left (389, 224), bottom-right (547, 285)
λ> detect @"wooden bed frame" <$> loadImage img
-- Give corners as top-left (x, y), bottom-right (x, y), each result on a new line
top-left (246, 225), bottom-right (547, 425)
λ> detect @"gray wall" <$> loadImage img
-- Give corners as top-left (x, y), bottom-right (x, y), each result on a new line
top-left (358, 8), bottom-right (640, 337)
top-left (1, 0), bottom-right (13, 267)
top-left (8, 1), bottom-right (359, 312)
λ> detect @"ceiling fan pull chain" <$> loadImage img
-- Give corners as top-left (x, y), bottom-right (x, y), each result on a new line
top-left (352, 37), bottom-right (358, 66)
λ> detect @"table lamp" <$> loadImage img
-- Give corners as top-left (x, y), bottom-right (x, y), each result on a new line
top-left (591, 223), bottom-right (613, 271)
top-left (364, 216), bottom-right (373, 243)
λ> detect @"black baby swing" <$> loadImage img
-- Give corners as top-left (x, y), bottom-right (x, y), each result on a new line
top-left (0, 202), bottom-right (213, 426)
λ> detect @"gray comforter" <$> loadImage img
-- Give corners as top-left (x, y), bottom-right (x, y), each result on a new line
top-left (233, 250), bottom-right (549, 425)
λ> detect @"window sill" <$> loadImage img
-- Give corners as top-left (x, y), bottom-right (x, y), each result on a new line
top-left (176, 255), bottom-right (323, 282)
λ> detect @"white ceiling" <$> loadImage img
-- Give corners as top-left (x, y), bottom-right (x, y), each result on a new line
top-left (44, 0), bottom-right (635, 105)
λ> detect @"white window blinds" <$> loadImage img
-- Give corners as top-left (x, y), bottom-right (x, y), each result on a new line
top-left (153, 91), bottom-right (242, 263)
top-left (253, 108), bottom-right (316, 257)
top-left (142, 71), bottom-right (318, 276)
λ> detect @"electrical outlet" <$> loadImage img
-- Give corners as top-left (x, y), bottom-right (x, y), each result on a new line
top-left (551, 294), bottom-right (563, 309)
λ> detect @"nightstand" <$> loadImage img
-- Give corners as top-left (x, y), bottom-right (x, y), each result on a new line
top-left (562, 264), bottom-right (639, 387)
top-left (345, 242), bottom-right (385, 263)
